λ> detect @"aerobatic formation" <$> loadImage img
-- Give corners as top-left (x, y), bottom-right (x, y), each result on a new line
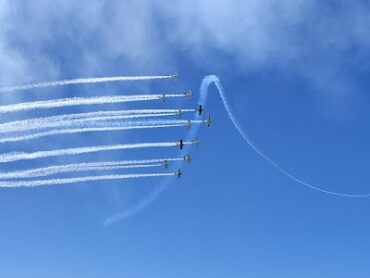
top-left (0, 74), bottom-right (211, 188)
top-left (1, 71), bottom-right (368, 218)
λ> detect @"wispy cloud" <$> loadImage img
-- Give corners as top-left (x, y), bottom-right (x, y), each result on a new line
top-left (1, 0), bottom-right (369, 93)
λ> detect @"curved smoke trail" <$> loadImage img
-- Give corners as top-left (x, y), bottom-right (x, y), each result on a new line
top-left (105, 74), bottom-right (370, 226)
top-left (198, 75), bottom-right (370, 198)
top-left (104, 86), bottom-right (204, 225)
top-left (0, 75), bottom-right (173, 93)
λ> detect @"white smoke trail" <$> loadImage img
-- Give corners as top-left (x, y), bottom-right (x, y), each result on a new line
top-left (0, 119), bottom-right (203, 143)
top-left (0, 173), bottom-right (174, 188)
top-left (0, 112), bottom-right (181, 133)
top-left (197, 75), bottom-right (370, 198)
top-left (0, 124), bottom-right (187, 143)
top-left (105, 74), bottom-right (369, 226)
top-left (0, 141), bottom-right (195, 163)
top-left (0, 158), bottom-right (184, 179)
top-left (0, 109), bottom-right (194, 132)
top-left (0, 75), bottom-right (174, 93)
top-left (0, 163), bottom-right (163, 179)
top-left (0, 93), bottom-right (187, 114)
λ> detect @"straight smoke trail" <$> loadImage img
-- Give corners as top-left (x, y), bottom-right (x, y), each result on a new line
top-left (0, 123), bottom-right (188, 143)
top-left (0, 75), bottom-right (174, 93)
top-left (0, 163), bottom-right (163, 179)
top-left (0, 141), bottom-right (196, 163)
top-left (0, 158), bottom-right (184, 179)
top-left (0, 112), bottom-right (183, 133)
top-left (0, 109), bottom-right (194, 132)
top-left (0, 93), bottom-right (187, 114)
top-left (0, 120), bottom-right (204, 143)
top-left (0, 173), bottom-right (174, 188)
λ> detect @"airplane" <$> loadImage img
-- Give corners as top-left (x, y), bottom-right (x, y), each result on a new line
top-left (203, 116), bottom-right (211, 127)
top-left (175, 169), bottom-right (182, 178)
top-left (196, 104), bottom-right (204, 115)
top-left (163, 160), bottom-right (169, 168)
top-left (179, 138), bottom-right (200, 149)
top-left (184, 155), bottom-right (192, 163)
top-left (178, 139), bottom-right (184, 149)
top-left (161, 93), bottom-right (166, 102)
top-left (178, 109), bottom-right (183, 118)
top-left (171, 73), bottom-right (179, 80)
top-left (187, 120), bottom-right (192, 128)
top-left (193, 137), bottom-right (200, 147)
top-left (184, 90), bottom-right (192, 99)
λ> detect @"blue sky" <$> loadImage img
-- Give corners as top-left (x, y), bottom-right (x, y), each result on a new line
top-left (1, 0), bottom-right (370, 277)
